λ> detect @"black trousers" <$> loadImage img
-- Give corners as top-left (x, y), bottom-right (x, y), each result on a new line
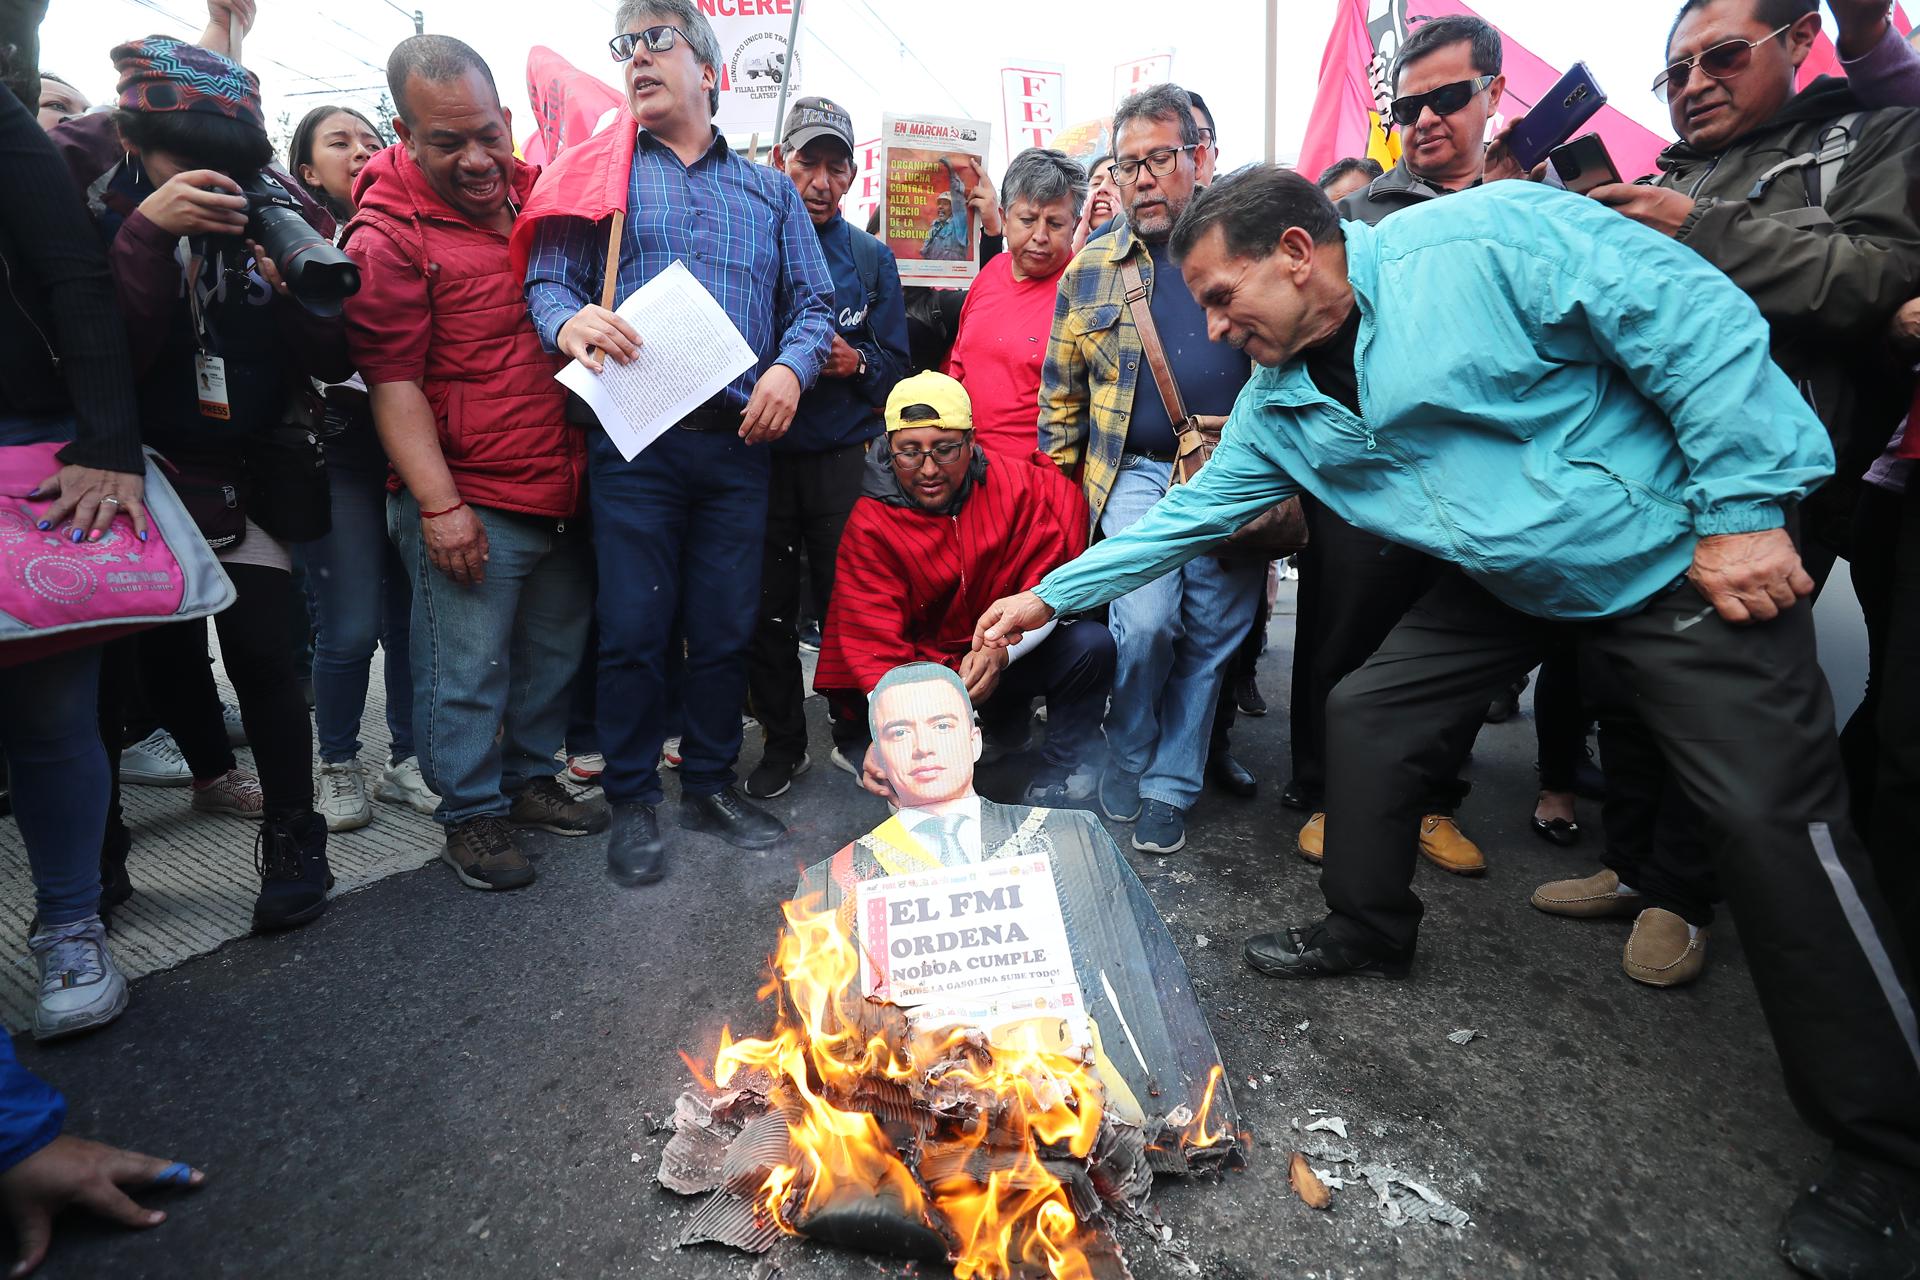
top-left (1870, 484), bottom-right (1920, 963)
top-left (1530, 644), bottom-right (1589, 792)
top-left (1321, 569), bottom-right (1920, 1170)
top-left (1286, 498), bottom-right (1464, 811)
top-left (1209, 582), bottom-right (1270, 756)
top-left (747, 441), bottom-right (868, 763)
top-left (992, 619), bottom-right (1115, 770)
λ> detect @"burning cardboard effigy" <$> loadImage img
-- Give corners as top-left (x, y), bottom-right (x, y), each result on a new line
top-left (660, 663), bottom-right (1241, 1278)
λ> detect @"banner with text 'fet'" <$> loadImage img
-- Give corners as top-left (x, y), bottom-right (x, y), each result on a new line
top-left (1000, 62), bottom-right (1065, 167)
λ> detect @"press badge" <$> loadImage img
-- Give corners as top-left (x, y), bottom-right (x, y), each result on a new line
top-left (195, 353), bottom-right (231, 420)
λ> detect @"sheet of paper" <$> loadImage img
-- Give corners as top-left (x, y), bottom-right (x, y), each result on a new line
top-left (555, 259), bottom-right (757, 460)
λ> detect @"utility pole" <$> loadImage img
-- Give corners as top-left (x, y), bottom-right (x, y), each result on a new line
top-left (380, 0), bottom-right (425, 34)
top-left (1263, 0), bottom-right (1277, 163)
top-left (768, 0), bottom-right (805, 163)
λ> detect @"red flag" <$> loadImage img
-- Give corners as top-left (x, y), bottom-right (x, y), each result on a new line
top-left (525, 46), bottom-right (625, 166)
top-left (1297, 0), bottom-right (1396, 182)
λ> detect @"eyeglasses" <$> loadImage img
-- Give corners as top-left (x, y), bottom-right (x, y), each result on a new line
top-left (1653, 23), bottom-right (1793, 103)
top-left (1111, 145), bottom-right (1196, 186)
top-left (609, 25), bottom-right (684, 62)
top-left (1388, 75), bottom-right (1496, 127)
top-left (1197, 126), bottom-right (1216, 150)
top-left (888, 440), bottom-right (969, 468)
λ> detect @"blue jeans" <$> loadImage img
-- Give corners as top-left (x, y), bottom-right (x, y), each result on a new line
top-left (389, 493), bottom-right (593, 826)
top-left (589, 428), bottom-right (769, 805)
top-left (299, 461), bottom-right (414, 763)
top-left (1101, 455), bottom-right (1264, 811)
top-left (0, 412), bottom-right (108, 926)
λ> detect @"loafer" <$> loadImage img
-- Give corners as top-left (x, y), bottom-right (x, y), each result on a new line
top-left (1531, 869), bottom-right (1643, 919)
top-left (1279, 780), bottom-right (1316, 812)
top-left (1530, 816), bottom-right (1581, 847)
top-left (1132, 800), bottom-right (1186, 854)
top-left (607, 803), bottom-right (666, 886)
top-left (1418, 814), bottom-right (1486, 875)
top-left (1099, 767), bottom-right (1143, 823)
top-left (1780, 1152), bottom-right (1920, 1280)
top-left (745, 751), bottom-right (811, 800)
top-left (1244, 920), bottom-right (1412, 980)
top-left (1622, 908), bottom-right (1708, 988)
top-left (1207, 752), bottom-right (1257, 798)
top-left (1296, 812), bottom-right (1325, 864)
top-left (679, 785), bottom-right (787, 849)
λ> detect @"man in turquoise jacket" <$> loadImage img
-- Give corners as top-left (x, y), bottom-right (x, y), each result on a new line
top-left (973, 167), bottom-right (1919, 1273)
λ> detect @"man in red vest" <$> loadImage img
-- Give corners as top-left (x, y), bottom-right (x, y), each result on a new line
top-left (344, 35), bottom-right (608, 894)
top-left (815, 373), bottom-right (1114, 806)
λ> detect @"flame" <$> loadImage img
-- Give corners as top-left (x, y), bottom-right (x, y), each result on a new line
top-left (1188, 1065), bottom-right (1229, 1150)
top-left (708, 895), bottom-right (1103, 1278)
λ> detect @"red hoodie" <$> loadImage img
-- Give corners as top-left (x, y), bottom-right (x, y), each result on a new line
top-left (343, 146), bottom-right (583, 519)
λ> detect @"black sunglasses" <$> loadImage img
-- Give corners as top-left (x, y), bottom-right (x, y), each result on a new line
top-left (609, 25), bottom-right (684, 62)
top-left (1389, 75), bottom-right (1496, 127)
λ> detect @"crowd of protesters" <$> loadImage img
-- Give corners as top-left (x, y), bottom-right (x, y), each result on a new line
top-left (0, 0), bottom-right (1916, 1273)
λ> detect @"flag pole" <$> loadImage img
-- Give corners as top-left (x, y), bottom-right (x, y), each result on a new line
top-left (1263, 0), bottom-right (1278, 162)
top-left (768, 0), bottom-right (806, 163)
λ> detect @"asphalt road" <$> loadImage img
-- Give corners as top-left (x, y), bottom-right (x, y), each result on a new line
top-left (13, 615), bottom-right (1823, 1279)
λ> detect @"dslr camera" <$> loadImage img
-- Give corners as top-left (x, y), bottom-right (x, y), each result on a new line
top-left (232, 170), bottom-right (361, 316)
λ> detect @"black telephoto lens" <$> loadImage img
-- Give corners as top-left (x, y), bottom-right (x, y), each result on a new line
top-left (237, 171), bottom-right (361, 316)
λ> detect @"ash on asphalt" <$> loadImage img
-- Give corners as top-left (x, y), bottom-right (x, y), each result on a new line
top-left (14, 611), bottom-right (1819, 1279)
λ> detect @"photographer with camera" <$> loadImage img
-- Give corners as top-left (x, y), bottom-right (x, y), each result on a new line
top-left (50, 35), bottom-right (352, 933)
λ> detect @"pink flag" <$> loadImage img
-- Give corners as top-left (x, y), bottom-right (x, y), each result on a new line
top-left (1297, 0), bottom-right (1396, 182)
top-left (525, 46), bottom-right (625, 167)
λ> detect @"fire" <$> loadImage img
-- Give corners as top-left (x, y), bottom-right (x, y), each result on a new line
top-left (709, 895), bottom-right (1105, 1278)
top-left (1188, 1065), bottom-right (1229, 1150)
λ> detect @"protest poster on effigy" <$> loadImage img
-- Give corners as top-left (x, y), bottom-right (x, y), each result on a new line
top-left (880, 112), bottom-right (993, 287)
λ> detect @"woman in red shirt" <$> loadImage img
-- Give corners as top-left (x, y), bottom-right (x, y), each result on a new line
top-left (945, 149), bottom-right (1087, 460)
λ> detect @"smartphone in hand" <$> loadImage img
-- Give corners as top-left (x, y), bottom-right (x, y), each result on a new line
top-left (1549, 133), bottom-right (1622, 195)
top-left (1505, 62), bottom-right (1608, 173)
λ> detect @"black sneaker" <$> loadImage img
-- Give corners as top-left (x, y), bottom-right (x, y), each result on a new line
top-left (607, 803), bottom-right (666, 886)
top-left (745, 752), bottom-right (811, 800)
top-left (798, 621), bottom-right (822, 653)
top-left (1244, 920), bottom-right (1412, 980)
top-left (1132, 800), bottom-right (1186, 854)
top-left (679, 785), bottom-right (787, 849)
top-left (508, 776), bottom-right (610, 836)
top-left (442, 816), bottom-right (536, 891)
top-left (1234, 674), bottom-right (1267, 717)
top-left (252, 811), bottom-right (333, 932)
top-left (1780, 1152), bottom-right (1920, 1280)
top-left (1099, 766), bottom-right (1143, 823)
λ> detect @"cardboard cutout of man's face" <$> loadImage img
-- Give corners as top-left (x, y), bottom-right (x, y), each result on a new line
top-left (868, 674), bottom-right (982, 809)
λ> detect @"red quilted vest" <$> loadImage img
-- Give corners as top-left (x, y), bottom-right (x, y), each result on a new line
top-left (345, 148), bottom-right (583, 519)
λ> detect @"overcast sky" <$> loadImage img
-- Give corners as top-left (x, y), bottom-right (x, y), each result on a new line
top-left (44, 0), bottom-right (1860, 170)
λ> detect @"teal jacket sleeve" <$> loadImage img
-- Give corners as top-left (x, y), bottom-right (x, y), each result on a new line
top-left (1520, 190), bottom-right (1834, 536)
top-left (1033, 405), bottom-right (1301, 613)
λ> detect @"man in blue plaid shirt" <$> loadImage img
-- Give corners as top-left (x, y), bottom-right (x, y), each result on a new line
top-left (522, 0), bottom-right (834, 887)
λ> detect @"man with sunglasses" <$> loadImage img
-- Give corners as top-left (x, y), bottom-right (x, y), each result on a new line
top-left (815, 372), bottom-right (1114, 807)
top-left (1040, 82), bottom-right (1266, 856)
top-left (517, 0), bottom-right (834, 886)
top-left (1283, 15), bottom-right (1513, 878)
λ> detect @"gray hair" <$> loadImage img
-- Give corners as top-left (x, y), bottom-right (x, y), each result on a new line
top-left (1112, 82), bottom-right (1199, 150)
top-left (1001, 148), bottom-right (1088, 218)
top-left (615, 0), bottom-right (722, 117)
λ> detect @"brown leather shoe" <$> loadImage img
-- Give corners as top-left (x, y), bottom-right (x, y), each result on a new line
top-left (1622, 908), bottom-right (1707, 987)
top-left (442, 816), bottom-right (535, 891)
top-left (1296, 812), bottom-right (1325, 863)
top-left (1531, 868), bottom-right (1643, 918)
top-left (1417, 814), bottom-right (1486, 875)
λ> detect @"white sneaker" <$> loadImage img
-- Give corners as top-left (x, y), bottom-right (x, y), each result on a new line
top-left (314, 759), bottom-right (373, 832)
top-left (222, 700), bottom-right (248, 747)
top-left (119, 728), bottom-right (191, 787)
top-left (660, 736), bottom-right (683, 770)
top-left (566, 752), bottom-right (605, 782)
top-left (29, 917), bottom-right (129, 1041)
top-left (190, 767), bottom-right (265, 818)
top-left (374, 756), bottom-right (440, 816)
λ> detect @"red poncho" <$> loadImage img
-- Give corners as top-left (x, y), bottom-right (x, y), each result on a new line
top-left (815, 448), bottom-right (1090, 699)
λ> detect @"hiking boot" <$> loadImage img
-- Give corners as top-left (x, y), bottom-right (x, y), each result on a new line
top-left (374, 755), bottom-right (439, 816)
top-left (29, 917), bottom-right (128, 1041)
top-left (745, 752), bottom-right (811, 800)
top-left (1133, 800), bottom-right (1187, 854)
top-left (251, 811), bottom-right (333, 931)
top-left (1099, 766), bottom-right (1143, 823)
top-left (119, 728), bottom-right (190, 787)
top-left (442, 816), bottom-right (536, 890)
top-left (508, 776), bottom-right (610, 836)
top-left (679, 785), bottom-right (787, 849)
top-left (314, 759), bottom-right (373, 833)
top-left (192, 767), bottom-right (265, 819)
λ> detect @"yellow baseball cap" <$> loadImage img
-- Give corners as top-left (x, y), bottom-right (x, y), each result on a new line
top-left (885, 371), bottom-right (974, 434)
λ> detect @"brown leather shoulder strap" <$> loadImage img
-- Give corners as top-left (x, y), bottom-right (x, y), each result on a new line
top-left (1117, 254), bottom-right (1190, 429)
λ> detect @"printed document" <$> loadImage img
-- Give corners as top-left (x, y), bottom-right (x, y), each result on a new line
top-left (555, 260), bottom-right (756, 459)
